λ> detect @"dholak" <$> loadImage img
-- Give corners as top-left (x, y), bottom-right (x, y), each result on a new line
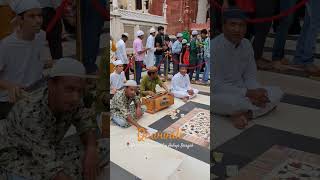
top-left (142, 92), bottom-right (174, 114)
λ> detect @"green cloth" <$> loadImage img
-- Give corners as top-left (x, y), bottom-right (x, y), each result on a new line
top-left (140, 75), bottom-right (163, 97)
top-left (189, 38), bottom-right (198, 65)
top-left (182, 31), bottom-right (190, 42)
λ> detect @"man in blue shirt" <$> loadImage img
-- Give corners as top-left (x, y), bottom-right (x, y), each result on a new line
top-left (171, 33), bottom-right (183, 76)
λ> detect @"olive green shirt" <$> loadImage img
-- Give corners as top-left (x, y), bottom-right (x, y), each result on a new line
top-left (140, 75), bottom-right (163, 96)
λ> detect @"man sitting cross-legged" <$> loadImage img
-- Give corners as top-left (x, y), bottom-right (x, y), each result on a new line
top-left (111, 80), bottom-right (147, 131)
top-left (212, 7), bottom-right (284, 129)
top-left (171, 64), bottom-right (199, 102)
top-left (110, 60), bottom-right (126, 97)
top-left (140, 66), bottom-right (171, 97)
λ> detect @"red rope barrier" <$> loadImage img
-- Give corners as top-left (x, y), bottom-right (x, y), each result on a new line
top-left (46, 0), bottom-right (69, 33)
top-left (211, 0), bottom-right (308, 23)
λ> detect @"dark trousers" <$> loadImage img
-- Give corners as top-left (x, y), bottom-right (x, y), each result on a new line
top-left (81, 0), bottom-right (106, 74)
top-left (0, 102), bottom-right (13, 119)
top-left (123, 64), bottom-right (130, 80)
top-left (41, 7), bottom-right (63, 60)
top-left (253, 0), bottom-right (276, 60)
top-left (172, 54), bottom-right (180, 76)
top-left (135, 61), bottom-right (143, 85)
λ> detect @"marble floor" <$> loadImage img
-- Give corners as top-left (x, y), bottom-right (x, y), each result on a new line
top-left (110, 81), bottom-right (211, 180)
top-left (213, 59), bottom-right (320, 179)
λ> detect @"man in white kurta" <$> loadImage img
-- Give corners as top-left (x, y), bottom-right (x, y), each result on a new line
top-left (171, 65), bottom-right (199, 101)
top-left (110, 60), bottom-right (126, 95)
top-left (212, 8), bottom-right (284, 129)
top-left (144, 28), bottom-right (156, 68)
top-left (115, 33), bottom-right (129, 79)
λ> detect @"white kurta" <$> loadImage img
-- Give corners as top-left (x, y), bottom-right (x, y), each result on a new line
top-left (0, 32), bottom-right (45, 102)
top-left (110, 71), bottom-right (126, 94)
top-left (115, 39), bottom-right (128, 64)
top-left (212, 34), bottom-right (283, 118)
top-left (171, 72), bottom-right (199, 99)
top-left (144, 35), bottom-right (156, 68)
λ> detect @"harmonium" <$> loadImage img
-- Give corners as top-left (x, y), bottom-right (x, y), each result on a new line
top-left (142, 92), bottom-right (174, 114)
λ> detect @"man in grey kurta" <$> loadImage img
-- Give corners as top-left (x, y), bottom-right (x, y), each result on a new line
top-left (212, 7), bottom-right (283, 129)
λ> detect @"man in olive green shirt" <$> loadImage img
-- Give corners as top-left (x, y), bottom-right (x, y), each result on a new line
top-left (140, 66), bottom-right (170, 97)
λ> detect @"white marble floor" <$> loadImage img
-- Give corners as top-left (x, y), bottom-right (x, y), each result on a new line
top-left (110, 82), bottom-right (211, 180)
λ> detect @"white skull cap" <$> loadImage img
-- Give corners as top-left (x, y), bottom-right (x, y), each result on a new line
top-left (9, 0), bottom-right (41, 14)
top-left (49, 58), bottom-right (86, 78)
top-left (136, 30), bottom-right (144, 37)
top-left (150, 28), bottom-right (156, 33)
top-left (192, 30), bottom-right (199, 35)
top-left (124, 80), bottom-right (138, 87)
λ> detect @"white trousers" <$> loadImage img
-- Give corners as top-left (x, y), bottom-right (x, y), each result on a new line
top-left (213, 86), bottom-right (283, 119)
top-left (172, 88), bottom-right (199, 99)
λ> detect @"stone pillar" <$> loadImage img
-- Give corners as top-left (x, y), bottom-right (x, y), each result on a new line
top-left (112, 0), bottom-right (118, 10)
top-left (128, 0), bottom-right (133, 10)
top-left (196, 0), bottom-right (209, 23)
top-left (163, 0), bottom-right (167, 22)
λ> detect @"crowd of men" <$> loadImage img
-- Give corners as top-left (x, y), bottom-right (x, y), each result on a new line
top-left (109, 25), bottom-right (211, 130)
top-left (112, 26), bottom-right (211, 86)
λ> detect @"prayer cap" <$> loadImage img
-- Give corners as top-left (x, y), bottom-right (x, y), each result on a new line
top-left (223, 7), bottom-right (247, 21)
top-left (136, 30), bottom-right (144, 37)
top-left (150, 28), bottom-right (156, 33)
top-left (148, 66), bottom-right (158, 73)
top-left (49, 58), bottom-right (86, 78)
top-left (176, 33), bottom-right (183, 38)
top-left (113, 60), bottom-right (124, 66)
top-left (124, 80), bottom-right (138, 87)
top-left (122, 32), bottom-right (129, 38)
top-left (182, 39), bottom-right (187, 44)
top-left (191, 30), bottom-right (198, 35)
top-left (10, 0), bottom-right (41, 14)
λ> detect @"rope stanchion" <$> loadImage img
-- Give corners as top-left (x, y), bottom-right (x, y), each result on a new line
top-left (211, 0), bottom-right (308, 23)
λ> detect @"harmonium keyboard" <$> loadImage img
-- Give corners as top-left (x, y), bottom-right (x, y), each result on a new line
top-left (142, 92), bottom-right (174, 114)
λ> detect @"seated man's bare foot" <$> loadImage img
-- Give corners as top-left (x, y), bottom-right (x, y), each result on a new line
top-left (182, 97), bottom-right (189, 102)
top-left (231, 112), bottom-right (248, 129)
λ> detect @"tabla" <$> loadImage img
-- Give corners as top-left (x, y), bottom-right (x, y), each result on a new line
top-left (141, 92), bottom-right (174, 114)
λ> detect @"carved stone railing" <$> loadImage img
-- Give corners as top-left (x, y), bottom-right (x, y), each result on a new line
top-left (113, 9), bottom-right (166, 24)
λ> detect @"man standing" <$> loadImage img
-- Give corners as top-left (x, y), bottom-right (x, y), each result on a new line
top-left (133, 30), bottom-right (149, 85)
top-left (140, 66), bottom-right (170, 97)
top-left (111, 80), bottom-right (147, 131)
top-left (195, 29), bottom-right (208, 84)
top-left (154, 26), bottom-right (166, 76)
top-left (171, 33), bottom-right (183, 76)
top-left (116, 32), bottom-right (129, 79)
top-left (39, 0), bottom-right (63, 61)
top-left (189, 30), bottom-right (199, 82)
top-left (0, 0), bottom-right (45, 119)
top-left (144, 27), bottom-right (156, 68)
top-left (81, 0), bottom-right (106, 74)
top-left (0, 58), bottom-right (108, 180)
top-left (293, 0), bottom-right (320, 76)
top-left (171, 64), bottom-right (199, 102)
top-left (202, 29), bottom-right (210, 84)
top-left (212, 8), bottom-right (283, 129)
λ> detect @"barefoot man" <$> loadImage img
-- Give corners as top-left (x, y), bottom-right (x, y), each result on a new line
top-left (212, 7), bottom-right (284, 129)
